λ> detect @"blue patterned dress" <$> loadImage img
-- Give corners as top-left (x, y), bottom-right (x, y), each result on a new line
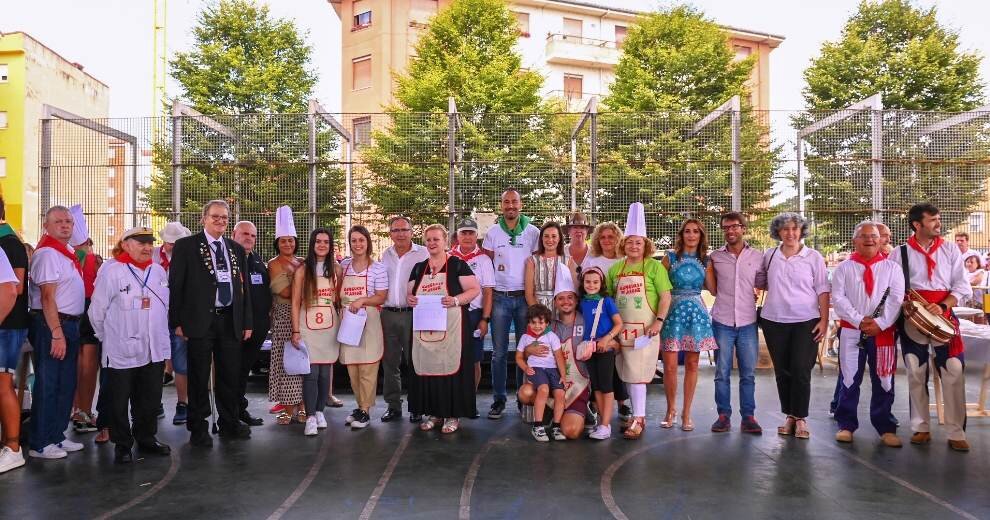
top-left (660, 251), bottom-right (717, 352)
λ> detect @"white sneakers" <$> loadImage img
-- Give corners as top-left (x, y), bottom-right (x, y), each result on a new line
top-left (29, 444), bottom-right (68, 459)
top-left (304, 416), bottom-right (319, 436)
top-left (58, 439), bottom-right (84, 452)
top-left (589, 425), bottom-right (612, 440)
top-left (315, 411), bottom-right (328, 429)
top-left (0, 446), bottom-right (26, 473)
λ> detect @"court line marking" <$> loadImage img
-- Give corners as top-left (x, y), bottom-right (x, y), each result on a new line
top-left (358, 432), bottom-right (413, 520)
top-left (267, 433), bottom-right (334, 520)
top-left (93, 451), bottom-right (180, 520)
top-left (458, 422), bottom-right (515, 520)
top-left (600, 435), bottom-right (702, 520)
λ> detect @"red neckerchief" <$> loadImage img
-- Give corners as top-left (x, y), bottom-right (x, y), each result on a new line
top-left (36, 234), bottom-right (82, 276)
top-left (849, 252), bottom-right (884, 296)
top-left (450, 245), bottom-right (484, 262)
top-left (158, 248), bottom-right (170, 271)
top-left (116, 252), bottom-right (153, 269)
top-left (526, 325), bottom-right (550, 338)
top-left (907, 235), bottom-right (944, 280)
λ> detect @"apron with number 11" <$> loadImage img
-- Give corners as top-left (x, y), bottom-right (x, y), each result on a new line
top-left (615, 261), bottom-right (661, 383)
top-left (412, 258), bottom-right (463, 376)
top-left (337, 265), bottom-right (384, 365)
top-left (301, 270), bottom-right (340, 364)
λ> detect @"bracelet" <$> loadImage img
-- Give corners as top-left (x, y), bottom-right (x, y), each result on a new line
top-left (52, 337), bottom-right (64, 341)
top-left (656, 316), bottom-right (665, 322)
top-left (292, 330), bottom-right (300, 333)
top-left (454, 296), bottom-right (460, 306)
top-left (52, 326), bottom-right (63, 332)
top-left (480, 316), bottom-right (490, 322)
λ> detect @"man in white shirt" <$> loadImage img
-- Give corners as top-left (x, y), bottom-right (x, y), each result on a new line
top-left (27, 206), bottom-right (86, 460)
top-left (955, 232), bottom-right (981, 266)
top-left (482, 189), bottom-right (540, 419)
top-left (831, 222), bottom-right (904, 447)
top-left (450, 217), bottom-right (495, 403)
top-left (379, 216), bottom-right (429, 423)
top-left (891, 204), bottom-right (972, 452)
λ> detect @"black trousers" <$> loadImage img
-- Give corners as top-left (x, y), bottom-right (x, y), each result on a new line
top-left (760, 318), bottom-right (819, 419)
top-left (187, 311), bottom-right (242, 434)
top-left (239, 332), bottom-right (266, 416)
top-left (107, 361), bottom-right (165, 448)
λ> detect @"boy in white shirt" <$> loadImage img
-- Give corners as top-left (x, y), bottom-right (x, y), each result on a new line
top-left (515, 304), bottom-right (568, 442)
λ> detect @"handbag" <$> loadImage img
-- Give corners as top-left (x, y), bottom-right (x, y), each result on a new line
top-left (756, 247), bottom-right (778, 322)
top-left (576, 298), bottom-right (605, 361)
top-left (283, 340), bottom-right (311, 376)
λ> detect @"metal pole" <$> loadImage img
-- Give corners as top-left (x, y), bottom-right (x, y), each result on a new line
top-left (345, 140), bottom-right (354, 256)
top-left (448, 97), bottom-right (457, 231)
top-left (796, 138), bottom-right (804, 216)
top-left (171, 106), bottom-right (182, 221)
top-left (730, 97), bottom-right (742, 212)
top-left (570, 138), bottom-right (577, 212)
top-left (589, 111), bottom-right (598, 216)
top-left (131, 144), bottom-right (139, 227)
top-left (307, 103), bottom-right (318, 231)
top-left (40, 118), bottom-right (52, 216)
top-left (870, 97), bottom-right (884, 222)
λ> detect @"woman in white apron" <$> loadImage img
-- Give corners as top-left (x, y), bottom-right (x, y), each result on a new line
top-left (524, 222), bottom-right (566, 311)
top-left (406, 224), bottom-right (480, 434)
top-left (338, 226), bottom-right (387, 430)
top-left (605, 203), bottom-right (672, 440)
top-left (290, 228), bottom-right (341, 436)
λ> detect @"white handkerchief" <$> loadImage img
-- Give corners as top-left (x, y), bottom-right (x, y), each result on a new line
top-left (283, 341), bottom-right (311, 375)
top-left (633, 335), bottom-right (653, 350)
top-left (413, 295), bottom-right (446, 331)
top-left (338, 307), bottom-right (368, 346)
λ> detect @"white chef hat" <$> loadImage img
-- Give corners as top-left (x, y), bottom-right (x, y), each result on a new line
top-left (624, 202), bottom-right (647, 239)
top-left (69, 204), bottom-right (89, 247)
top-left (275, 205), bottom-right (297, 238)
top-left (553, 262), bottom-right (577, 297)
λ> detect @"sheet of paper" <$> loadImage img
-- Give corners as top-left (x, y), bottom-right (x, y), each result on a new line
top-left (338, 307), bottom-right (368, 346)
top-left (283, 341), bottom-right (311, 375)
top-left (633, 335), bottom-right (653, 350)
top-left (413, 295), bottom-right (447, 331)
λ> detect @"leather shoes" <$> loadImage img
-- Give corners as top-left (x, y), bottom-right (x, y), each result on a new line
top-left (137, 440), bottom-right (172, 456)
top-left (948, 439), bottom-right (970, 452)
top-left (880, 433), bottom-right (902, 448)
top-left (910, 431), bottom-right (932, 445)
top-left (218, 424), bottom-right (251, 439)
top-left (381, 409), bottom-right (402, 422)
top-left (114, 445), bottom-right (133, 464)
top-left (239, 411), bottom-right (264, 426)
top-left (409, 413), bottom-right (422, 423)
top-left (190, 431), bottom-right (214, 448)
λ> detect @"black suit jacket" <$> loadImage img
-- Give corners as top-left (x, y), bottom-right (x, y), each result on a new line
top-left (244, 251), bottom-right (272, 338)
top-left (169, 231), bottom-right (253, 339)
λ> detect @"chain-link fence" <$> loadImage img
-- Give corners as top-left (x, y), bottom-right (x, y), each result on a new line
top-left (39, 98), bottom-right (990, 258)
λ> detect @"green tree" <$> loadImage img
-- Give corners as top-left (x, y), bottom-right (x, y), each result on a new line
top-left (147, 0), bottom-right (343, 240)
top-left (599, 6), bottom-right (779, 243)
top-left (362, 0), bottom-right (561, 225)
top-left (798, 0), bottom-right (987, 250)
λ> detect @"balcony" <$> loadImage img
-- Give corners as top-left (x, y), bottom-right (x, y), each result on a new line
top-left (544, 33), bottom-right (621, 69)
top-left (546, 90), bottom-right (603, 111)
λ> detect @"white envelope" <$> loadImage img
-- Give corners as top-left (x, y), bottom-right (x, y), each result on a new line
top-left (633, 335), bottom-right (654, 350)
top-left (283, 340), bottom-right (311, 375)
top-left (413, 295), bottom-right (447, 331)
top-left (338, 307), bottom-right (368, 346)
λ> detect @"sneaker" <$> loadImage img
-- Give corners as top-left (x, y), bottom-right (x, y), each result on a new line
top-left (270, 403), bottom-right (285, 415)
top-left (304, 416), bottom-right (319, 436)
top-left (488, 400), bottom-right (506, 420)
top-left (585, 403), bottom-right (599, 429)
top-left (351, 410), bottom-right (370, 429)
top-left (618, 404), bottom-right (633, 422)
top-left (345, 409), bottom-right (359, 425)
top-left (531, 425), bottom-right (549, 442)
top-left (589, 424), bottom-right (612, 440)
top-left (0, 446), bottom-right (26, 473)
top-left (73, 411), bottom-right (98, 433)
top-left (173, 402), bottom-right (188, 425)
top-left (157, 403), bottom-right (166, 419)
top-left (315, 411), bottom-right (328, 429)
top-left (58, 439), bottom-right (84, 452)
top-left (163, 372), bottom-right (175, 386)
top-left (741, 416), bottom-right (763, 434)
top-left (551, 425), bottom-right (566, 441)
top-left (29, 444), bottom-right (67, 459)
top-left (711, 414), bottom-right (731, 433)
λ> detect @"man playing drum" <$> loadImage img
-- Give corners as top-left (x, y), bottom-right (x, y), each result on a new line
top-left (890, 204), bottom-right (972, 452)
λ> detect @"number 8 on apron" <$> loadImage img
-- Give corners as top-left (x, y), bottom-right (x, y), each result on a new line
top-left (301, 264), bottom-right (340, 364)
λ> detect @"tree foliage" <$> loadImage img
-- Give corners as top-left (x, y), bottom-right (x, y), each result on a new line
top-left (798, 0), bottom-right (987, 250)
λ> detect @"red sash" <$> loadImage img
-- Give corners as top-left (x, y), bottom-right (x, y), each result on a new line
top-left (81, 252), bottom-right (98, 298)
top-left (36, 234), bottom-right (83, 277)
top-left (450, 245), bottom-right (485, 262)
top-left (913, 289), bottom-right (964, 357)
top-left (839, 320), bottom-right (896, 378)
top-left (158, 248), bottom-right (170, 271)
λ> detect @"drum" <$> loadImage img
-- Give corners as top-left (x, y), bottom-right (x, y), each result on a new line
top-left (902, 300), bottom-right (955, 346)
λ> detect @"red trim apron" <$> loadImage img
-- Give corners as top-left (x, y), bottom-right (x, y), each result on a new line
top-left (338, 264), bottom-right (384, 365)
top-left (411, 258), bottom-right (463, 376)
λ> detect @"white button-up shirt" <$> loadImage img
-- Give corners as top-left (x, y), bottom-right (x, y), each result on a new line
top-left (831, 257), bottom-right (904, 331)
top-left (28, 245), bottom-right (86, 315)
top-left (890, 239), bottom-right (971, 304)
top-left (758, 245), bottom-right (830, 323)
top-left (482, 223), bottom-right (540, 291)
top-left (204, 231), bottom-right (233, 307)
top-left (381, 243), bottom-right (429, 308)
top-left (88, 261), bottom-right (171, 369)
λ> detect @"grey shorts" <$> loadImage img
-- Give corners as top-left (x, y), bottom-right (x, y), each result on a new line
top-left (526, 367), bottom-right (563, 391)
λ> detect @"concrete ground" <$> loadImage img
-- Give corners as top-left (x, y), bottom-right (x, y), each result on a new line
top-left (2, 363), bottom-right (988, 520)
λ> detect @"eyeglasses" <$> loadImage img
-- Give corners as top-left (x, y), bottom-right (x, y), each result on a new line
top-left (390, 228), bottom-right (412, 233)
top-left (207, 215), bottom-right (229, 221)
top-left (720, 224), bottom-right (743, 231)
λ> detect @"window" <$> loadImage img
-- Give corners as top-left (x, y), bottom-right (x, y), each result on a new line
top-left (0, 158), bottom-right (5, 177)
top-left (352, 55), bottom-right (372, 90)
top-left (353, 1), bottom-right (371, 29)
top-left (563, 74), bottom-right (583, 100)
top-left (734, 45), bottom-right (752, 61)
top-left (514, 12), bottom-right (530, 37)
top-left (563, 18), bottom-right (583, 39)
top-left (0, 112), bottom-right (6, 129)
top-left (970, 213), bottom-right (984, 233)
top-left (353, 117), bottom-right (371, 148)
top-left (614, 26), bottom-right (628, 47)
top-left (0, 64), bottom-right (7, 82)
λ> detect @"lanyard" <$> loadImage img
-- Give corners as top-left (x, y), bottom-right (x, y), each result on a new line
top-left (126, 264), bottom-right (152, 294)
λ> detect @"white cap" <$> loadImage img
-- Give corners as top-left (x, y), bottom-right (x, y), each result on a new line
top-left (69, 204), bottom-right (89, 247)
top-left (159, 222), bottom-right (192, 244)
top-left (275, 205), bottom-right (297, 238)
top-left (624, 202), bottom-right (647, 239)
top-left (553, 262), bottom-right (576, 297)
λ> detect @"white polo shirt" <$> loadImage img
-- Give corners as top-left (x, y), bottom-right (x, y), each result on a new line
top-left (29, 245), bottom-right (86, 316)
top-left (381, 243), bottom-right (429, 308)
top-left (483, 223), bottom-right (539, 292)
top-left (451, 246), bottom-right (495, 311)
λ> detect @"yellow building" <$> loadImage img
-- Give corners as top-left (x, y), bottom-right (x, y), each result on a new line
top-left (0, 31), bottom-right (110, 242)
top-left (328, 0), bottom-right (783, 120)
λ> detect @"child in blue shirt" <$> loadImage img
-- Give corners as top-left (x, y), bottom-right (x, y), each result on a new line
top-left (578, 266), bottom-right (623, 440)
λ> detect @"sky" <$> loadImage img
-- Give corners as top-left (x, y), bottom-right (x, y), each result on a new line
top-left (5, 0), bottom-right (990, 119)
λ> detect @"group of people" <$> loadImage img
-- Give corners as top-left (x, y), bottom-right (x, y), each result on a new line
top-left (0, 190), bottom-right (976, 475)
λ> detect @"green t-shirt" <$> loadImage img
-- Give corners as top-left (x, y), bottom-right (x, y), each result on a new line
top-left (606, 257), bottom-right (673, 312)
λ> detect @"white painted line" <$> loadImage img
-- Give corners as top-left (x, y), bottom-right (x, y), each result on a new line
top-left (600, 435), bottom-right (705, 520)
top-left (94, 451), bottom-right (180, 519)
top-left (459, 423), bottom-right (514, 520)
top-left (267, 434), bottom-right (333, 520)
top-left (358, 432), bottom-right (413, 520)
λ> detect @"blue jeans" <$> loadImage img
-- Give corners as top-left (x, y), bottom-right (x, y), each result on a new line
top-left (29, 314), bottom-right (81, 450)
top-left (490, 293), bottom-right (527, 403)
top-left (712, 320), bottom-right (758, 417)
top-left (0, 328), bottom-right (28, 373)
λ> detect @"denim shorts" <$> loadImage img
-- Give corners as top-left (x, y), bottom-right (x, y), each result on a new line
top-left (170, 329), bottom-right (188, 375)
top-left (0, 328), bottom-right (28, 373)
top-left (526, 367), bottom-right (563, 391)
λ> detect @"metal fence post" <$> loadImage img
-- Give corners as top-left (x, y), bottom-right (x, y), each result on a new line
top-left (345, 139), bottom-right (354, 255)
top-left (589, 100), bottom-right (598, 216)
top-left (570, 138), bottom-right (577, 212)
top-left (171, 104), bottom-right (182, 221)
top-left (730, 96), bottom-right (742, 212)
top-left (40, 118), bottom-right (51, 217)
top-left (448, 97), bottom-right (458, 231)
top-left (307, 100), bottom-right (318, 231)
top-left (870, 96), bottom-right (884, 222)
